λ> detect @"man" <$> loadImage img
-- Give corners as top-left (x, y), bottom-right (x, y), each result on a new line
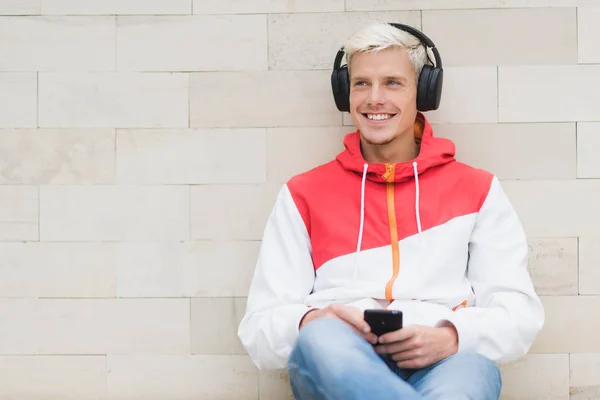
top-left (238, 22), bottom-right (544, 399)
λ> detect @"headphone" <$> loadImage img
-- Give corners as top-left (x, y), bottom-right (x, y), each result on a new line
top-left (331, 23), bottom-right (443, 112)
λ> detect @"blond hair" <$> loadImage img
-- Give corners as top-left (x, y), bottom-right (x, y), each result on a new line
top-left (344, 22), bottom-right (430, 83)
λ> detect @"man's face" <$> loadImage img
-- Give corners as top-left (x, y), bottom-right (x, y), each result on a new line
top-left (348, 47), bottom-right (418, 146)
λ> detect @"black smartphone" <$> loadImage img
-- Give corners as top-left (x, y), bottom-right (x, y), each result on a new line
top-left (364, 309), bottom-right (403, 336)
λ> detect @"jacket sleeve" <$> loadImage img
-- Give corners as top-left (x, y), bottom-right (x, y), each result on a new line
top-left (441, 176), bottom-right (545, 363)
top-left (238, 184), bottom-right (316, 370)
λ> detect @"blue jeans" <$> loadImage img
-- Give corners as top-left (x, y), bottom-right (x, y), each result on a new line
top-left (287, 317), bottom-right (501, 400)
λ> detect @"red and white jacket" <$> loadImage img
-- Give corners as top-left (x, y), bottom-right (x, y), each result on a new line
top-left (238, 113), bottom-right (544, 370)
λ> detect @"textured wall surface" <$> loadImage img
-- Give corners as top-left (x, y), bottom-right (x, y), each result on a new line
top-left (0, 0), bottom-right (598, 399)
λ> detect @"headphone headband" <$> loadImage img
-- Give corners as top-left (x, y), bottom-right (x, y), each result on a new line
top-left (333, 22), bottom-right (442, 71)
top-left (388, 23), bottom-right (442, 69)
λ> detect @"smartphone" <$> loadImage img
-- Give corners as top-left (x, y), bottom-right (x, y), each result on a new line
top-left (364, 309), bottom-right (403, 336)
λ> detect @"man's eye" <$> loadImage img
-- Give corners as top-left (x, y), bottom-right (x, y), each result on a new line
top-left (387, 80), bottom-right (401, 85)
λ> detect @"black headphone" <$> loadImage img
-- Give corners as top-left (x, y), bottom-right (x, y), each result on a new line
top-left (331, 23), bottom-right (443, 112)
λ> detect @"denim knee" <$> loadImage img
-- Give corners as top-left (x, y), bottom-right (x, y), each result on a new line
top-left (457, 351), bottom-right (501, 382)
top-left (288, 317), bottom-right (357, 368)
top-left (288, 317), bottom-right (367, 368)
top-left (443, 351), bottom-right (502, 399)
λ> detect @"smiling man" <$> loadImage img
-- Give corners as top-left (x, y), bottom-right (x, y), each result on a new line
top-left (238, 22), bottom-right (544, 399)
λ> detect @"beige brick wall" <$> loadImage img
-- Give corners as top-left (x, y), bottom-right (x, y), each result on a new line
top-left (0, 1), bottom-right (597, 399)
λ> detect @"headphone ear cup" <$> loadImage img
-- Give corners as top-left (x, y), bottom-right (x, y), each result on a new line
top-left (417, 65), bottom-right (443, 111)
top-left (429, 67), bottom-right (443, 110)
top-left (331, 65), bottom-right (350, 112)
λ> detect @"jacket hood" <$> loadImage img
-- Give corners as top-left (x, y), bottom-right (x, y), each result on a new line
top-left (336, 113), bottom-right (456, 183)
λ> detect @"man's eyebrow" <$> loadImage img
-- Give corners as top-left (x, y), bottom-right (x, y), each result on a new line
top-left (384, 75), bottom-right (409, 82)
top-left (350, 75), bottom-right (410, 82)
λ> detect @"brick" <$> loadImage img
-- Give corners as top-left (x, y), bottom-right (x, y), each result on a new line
top-left (531, 296), bottom-right (600, 353)
top-left (0, 299), bottom-right (38, 353)
top-left (118, 15), bottom-right (267, 71)
top-left (570, 354), bottom-right (600, 400)
top-left (40, 186), bottom-right (189, 241)
top-left (499, 66), bottom-right (600, 123)
top-left (500, 0), bottom-right (600, 6)
top-left (116, 128), bottom-right (266, 184)
top-left (422, 8), bottom-right (576, 66)
top-left (0, 356), bottom-right (105, 400)
top-left (191, 297), bottom-right (246, 355)
top-left (528, 238), bottom-right (578, 296)
top-left (39, 73), bottom-right (188, 128)
top-left (502, 180), bottom-right (600, 237)
top-left (0, 73), bottom-right (36, 128)
top-left (0, 17), bottom-right (115, 71)
top-left (578, 7), bottom-right (600, 64)
top-left (190, 71), bottom-right (341, 128)
top-left (0, 186), bottom-right (38, 241)
top-left (194, 0), bottom-right (343, 13)
top-left (433, 123), bottom-right (575, 180)
top-left (268, 12), bottom-right (420, 70)
top-left (577, 122), bottom-right (600, 178)
top-left (189, 241), bottom-right (260, 297)
top-left (0, 298), bottom-right (189, 354)
top-left (346, 0), bottom-right (500, 10)
top-left (0, 0), bottom-right (39, 15)
top-left (116, 241), bottom-right (260, 298)
top-left (267, 126), bottom-right (348, 184)
top-left (41, 0), bottom-right (191, 15)
top-left (0, 243), bottom-right (115, 297)
top-left (107, 355), bottom-right (258, 399)
top-left (426, 67), bottom-right (497, 124)
top-left (0, 129), bottom-right (115, 184)
top-left (346, 0), bottom-right (600, 9)
top-left (260, 370), bottom-right (295, 400)
top-left (579, 237), bottom-right (600, 295)
top-left (343, 112), bottom-right (354, 126)
top-left (190, 184), bottom-right (280, 240)
top-left (499, 354), bottom-right (569, 400)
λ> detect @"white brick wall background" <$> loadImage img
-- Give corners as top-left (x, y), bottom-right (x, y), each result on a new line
top-left (0, 0), bottom-right (598, 399)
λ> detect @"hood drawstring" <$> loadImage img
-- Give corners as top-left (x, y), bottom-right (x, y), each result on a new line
top-left (354, 163), bottom-right (368, 280)
top-left (413, 161), bottom-right (422, 236)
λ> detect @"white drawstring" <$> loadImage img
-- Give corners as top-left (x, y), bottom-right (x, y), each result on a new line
top-left (354, 163), bottom-right (368, 280)
top-left (413, 161), bottom-right (422, 235)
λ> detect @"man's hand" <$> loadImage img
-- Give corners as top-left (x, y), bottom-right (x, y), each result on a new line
top-left (299, 303), bottom-right (378, 344)
top-left (374, 325), bottom-right (459, 369)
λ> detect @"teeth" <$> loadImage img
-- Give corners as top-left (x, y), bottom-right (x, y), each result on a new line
top-left (367, 114), bottom-right (392, 121)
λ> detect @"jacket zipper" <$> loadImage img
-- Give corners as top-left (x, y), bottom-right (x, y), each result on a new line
top-left (382, 164), bottom-right (400, 301)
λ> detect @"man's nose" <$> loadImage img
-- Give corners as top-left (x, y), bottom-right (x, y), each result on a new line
top-left (367, 84), bottom-right (385, 105)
